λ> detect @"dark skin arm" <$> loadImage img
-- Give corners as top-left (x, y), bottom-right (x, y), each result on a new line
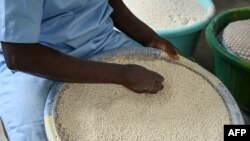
top-left (2, 43), bottom-right (164, 94)
top-left (109, 0), bottom-right (179, 60)
top-left (1, 0), bottom-right (179, 94)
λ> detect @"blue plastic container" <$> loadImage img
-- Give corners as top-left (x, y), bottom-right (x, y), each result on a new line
top-left (156, 0), bottom-right (215, 57)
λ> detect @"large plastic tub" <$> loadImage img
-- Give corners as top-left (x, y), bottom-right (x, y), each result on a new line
top-left (44, 47), bottom-right (244, 141)
top-left (156, 0), bottom-right (215, 57)
top-left (206, 7), bottom-right (250, 111)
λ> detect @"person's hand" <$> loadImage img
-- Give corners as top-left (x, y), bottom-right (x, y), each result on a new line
top-left (122, 64), bottom-right (164, 94)
top-left (147, 36), bottom-right (180, 60)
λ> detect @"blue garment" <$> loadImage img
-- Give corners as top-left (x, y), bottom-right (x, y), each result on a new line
top-left (0, 43), bottom-right (3, 65)
top-left (0, 62), bottom-right (54, 141)
top-left (0, 0), bottom-right (134, 58)
top-left (0, 0), bottom-right (135, 141)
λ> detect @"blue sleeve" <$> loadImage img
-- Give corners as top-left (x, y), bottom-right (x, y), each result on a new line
top-left (0, 0), bottom-right (44, 43)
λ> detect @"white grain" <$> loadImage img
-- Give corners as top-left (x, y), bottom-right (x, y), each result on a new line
top-left (56, 59), bottom-right (230, 141)
top-left (123, 0), bottom-right (206, 29)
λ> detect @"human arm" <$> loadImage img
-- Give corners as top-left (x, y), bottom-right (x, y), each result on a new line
top-left (109, 0), bottom-right (179, 60)
top-left (1, 42), bottom-right (164, 93)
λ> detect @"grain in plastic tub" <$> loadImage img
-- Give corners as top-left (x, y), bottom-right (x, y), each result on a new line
top-left (206, 7), bottom-right (250, 111)
top-left (124, 0), bottom-right (215, 57)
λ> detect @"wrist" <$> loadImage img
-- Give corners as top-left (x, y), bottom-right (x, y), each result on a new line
top-left (145, 35), bottom-right (163, 48)
top-left (118, 64), bottom-right (136, 85)
top-left (114, 64), bottom-right (130, 85)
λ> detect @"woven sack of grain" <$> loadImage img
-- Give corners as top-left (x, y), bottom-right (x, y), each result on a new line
top-left (220, 19), bottom-right (250, 61)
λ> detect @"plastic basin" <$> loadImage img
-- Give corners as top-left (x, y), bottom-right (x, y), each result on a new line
top-left (155, 0), bottom-right (215, 57)
top-left (206, 7), bottom-right (250, 111)
top-left (44, 47), bottom-right (244, 140)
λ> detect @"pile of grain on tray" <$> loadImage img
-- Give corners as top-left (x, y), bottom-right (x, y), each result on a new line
top-left (55, 57), bottom-right (230, 141)
top-left (123, 0), bottom-right (206, 29)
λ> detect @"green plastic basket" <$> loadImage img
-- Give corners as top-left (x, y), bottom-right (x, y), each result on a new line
top-left (206, 7), bottom-right (250, 111)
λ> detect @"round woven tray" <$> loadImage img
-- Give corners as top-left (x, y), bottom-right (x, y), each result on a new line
top-left (44, 47), bottom-right (244, 141)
